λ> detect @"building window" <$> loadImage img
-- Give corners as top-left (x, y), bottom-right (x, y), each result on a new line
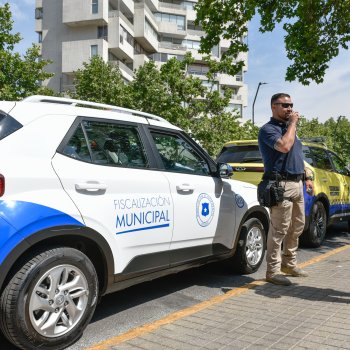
top-left (202, 80), bottom-right (218, 92)
top-left (120, 25), bottom-right (134, 46)
top-left (38, 32), bottom-right (43, 43)
top-left (90, 45), bottom-right (98, 57)
top-left (211, 45), bottom-right (219, 58)
top-left (226, 103), bottom-right (242, 115)
top-left (182, 39), bottom-right (200, 50)
top-left (149, 52), bottom-right (184, 62)
top-left (98, 26), bottom-right (108, 40)
top-left (92, 0), bottom-right (98, 14)
top-left (155, 13), bottom-right (185, 31)
top-left (145, 19), bottom-right (158, 42)
top-left (188, 64), bottom-right (209, 76)
top-left (187, 21), bottom-right (202, 31)
top-left (236, 71), bottom-right (243, 81)
top-left (182, 1), bottom-right (196, 10)
top-left (134, 41), bottom-right (147, 55)
top-left (35, 7), bottom-right (43, 19)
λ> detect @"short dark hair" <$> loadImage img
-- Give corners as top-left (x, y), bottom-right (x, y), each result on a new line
top-left (271, 93), bottom-right (290, 106)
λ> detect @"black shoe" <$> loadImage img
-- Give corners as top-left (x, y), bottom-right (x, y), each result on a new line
top-left (266, 274), bottom-right (292, 286)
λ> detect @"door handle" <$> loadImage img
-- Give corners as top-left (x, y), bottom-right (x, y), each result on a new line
top-left (176, 183), bottom-right (195, 192)
top-left (321, 178), bottom-right (328, 182)
top-left (75, 182), bottom-right (107, 191)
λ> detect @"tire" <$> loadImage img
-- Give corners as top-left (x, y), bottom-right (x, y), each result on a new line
top-left (301, 200), bottom-right (327, 247)
top-left (0, 247), bottom-right (98, 350)
top-left (231, 218), bottom-right (266, 274)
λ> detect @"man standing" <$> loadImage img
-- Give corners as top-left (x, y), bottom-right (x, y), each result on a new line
top-left (258, 93), bottom-right (314, 286)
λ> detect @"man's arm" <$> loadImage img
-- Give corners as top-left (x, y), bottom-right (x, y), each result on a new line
top-left (274, 111), bottom-right (300, 153)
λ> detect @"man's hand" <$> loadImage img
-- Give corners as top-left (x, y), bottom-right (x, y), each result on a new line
top-left (287, 111), bottom-right (300, 125)
top-left (305, 179), bottom-right (314, 196)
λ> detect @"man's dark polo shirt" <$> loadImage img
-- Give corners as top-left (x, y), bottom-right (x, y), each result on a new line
top-left (258, 117), bottom-right (304, 175)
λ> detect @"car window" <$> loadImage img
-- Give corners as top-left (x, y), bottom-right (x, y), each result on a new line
top-left (302, 145), bottom-right (314, 166)
top-left (309, 147), bottom-right (333, 171)
top-left (0, 111), bottom-right (23, 140)
top-left (63, 121), bottom-right (148, 168)
top-left (151, 131), bottom-right (210, 175)
top-left (217, 145), bottom-right (262, 163)
top-left (63, 123), bottom-right (92, 161)
top-left (328, 151), bottom-right (349, 176)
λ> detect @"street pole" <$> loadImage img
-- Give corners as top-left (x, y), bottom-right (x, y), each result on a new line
top-left (252, 82), bottom-right (267, 125)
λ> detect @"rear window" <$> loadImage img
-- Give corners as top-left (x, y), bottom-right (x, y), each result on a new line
top-left (217, 145), bottom-right (262, 163)
top-left (0, 111), bottom-right (23, 140)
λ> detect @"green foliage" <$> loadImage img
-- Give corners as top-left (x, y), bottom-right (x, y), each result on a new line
top-left (72, 53), bottom-right (261, 157)
top-left (73, 55), bottom-right (128, 106)
top-left (0, 3), bottom-right (54, 100)
top-left (195, 0), bottom-right (350, 85)
top-left (298, 116), bottom-right (350, 164)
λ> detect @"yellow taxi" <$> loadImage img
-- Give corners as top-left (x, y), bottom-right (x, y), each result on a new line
top-left (217, 139), bottom-right (350, 247)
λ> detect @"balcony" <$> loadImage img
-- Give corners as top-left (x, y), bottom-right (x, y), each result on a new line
top-left (62, 39), bottom-right (108, 73)
top-left (158, 42), bottom-right (187, 51)
top-left (157, 21), bottom-right (186, 38)
top-left (63, 0), bottom-right (108, 27)
top-left (109, 60), bottom-right (134, 81)
top-left (120, 0), bottom-right (135, 15)
top-left (109, 10), bottom-right (134, 32)
top-left (35, 18), bottom-right (42, 32)
top-left (217, 73), bottom-right (245, 86)
top-left (134, 54), bottom-right (150, 71)
top-left (186, 29), bottom-right (205, 37)
top-left (158, 2), bottom-right (186, 15)
top-left (134, 3), bottom-right (159, 52)
top-left (108, 14), bottom-right (134, 62)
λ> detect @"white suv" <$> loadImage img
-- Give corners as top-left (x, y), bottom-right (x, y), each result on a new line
top-left (0, 96), bottom-right (269, 350)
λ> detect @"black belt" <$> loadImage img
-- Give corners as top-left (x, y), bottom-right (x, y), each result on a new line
top-left (263, 173), bottom-right (304, 182)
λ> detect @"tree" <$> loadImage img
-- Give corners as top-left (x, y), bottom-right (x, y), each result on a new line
top-left (72, 53), bottom-right (259, 156)
top-left (298, 116), bottom-right (350, 164)
top-left (0, 3), bottom-right (53, 100)
top-left (129, 53), bottom-right (258, 156)
top-left (195, 0), bottom-right (350, 85)
top-left (73, 55), bottom-right (129, 106)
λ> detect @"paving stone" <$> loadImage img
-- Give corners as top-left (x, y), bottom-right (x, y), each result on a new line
top-left (101, 247), bottom-right (350, 350)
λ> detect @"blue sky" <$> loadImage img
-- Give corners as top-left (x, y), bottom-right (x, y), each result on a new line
top-left (3, 0), bottom-right (350, 125)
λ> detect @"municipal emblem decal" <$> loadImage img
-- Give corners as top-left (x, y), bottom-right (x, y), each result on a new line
top-left (196, 193), bottom-right (215, 227)
top-left (235, 194), bottom-right (245, 208)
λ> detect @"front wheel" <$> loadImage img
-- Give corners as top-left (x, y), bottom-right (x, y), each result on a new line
top-left (0, 247), bottom-right (99, 350)
top-left (301, 200), bottom-right (327, 247)
top-left (231, 218), bottom-right (266, 274)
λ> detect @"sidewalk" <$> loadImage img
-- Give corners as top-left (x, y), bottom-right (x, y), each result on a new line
top-left (88, 245), bottom-right (350, 350)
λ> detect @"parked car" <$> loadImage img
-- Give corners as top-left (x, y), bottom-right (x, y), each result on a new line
top-left (217, 139), bottom-right (350, 247)
top-left (0, 96), bottom-right (269, 350)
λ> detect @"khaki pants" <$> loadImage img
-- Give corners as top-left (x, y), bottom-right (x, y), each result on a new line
top-left (266, 180), bottom-right (305, 278)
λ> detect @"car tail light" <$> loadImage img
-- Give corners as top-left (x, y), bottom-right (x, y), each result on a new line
top-left (0, 174), bottom-right (5, 196)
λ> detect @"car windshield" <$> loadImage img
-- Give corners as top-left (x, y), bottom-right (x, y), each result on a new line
top-left (217, 145), bottom-right (262, 163)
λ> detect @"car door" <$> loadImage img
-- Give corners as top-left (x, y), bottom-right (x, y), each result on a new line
top-left (309, 146), bottom-right (343, 220)
top-left (148, 128), bottom-right (237, 264)
top-left (328, 150), bottom-right (350, 220)
top-left (52, 118), bottom-right (173, 274)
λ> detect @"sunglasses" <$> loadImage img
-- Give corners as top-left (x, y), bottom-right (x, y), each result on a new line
top-left (274, 103), bottom-right (294, 108)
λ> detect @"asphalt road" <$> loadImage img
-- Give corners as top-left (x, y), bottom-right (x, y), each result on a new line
top-left (1, 223), bottom-right (349, 350)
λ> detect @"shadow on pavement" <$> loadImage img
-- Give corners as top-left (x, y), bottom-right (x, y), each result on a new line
top-left (254, 284), bottom-right (350, 304)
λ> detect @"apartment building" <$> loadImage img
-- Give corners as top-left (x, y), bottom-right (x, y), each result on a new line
top-left (35, 0), bottom-right (248, 115)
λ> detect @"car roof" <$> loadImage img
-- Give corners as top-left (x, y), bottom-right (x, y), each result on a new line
top-left (0, 95), bottom-right (180, 130)
top-left (223, 139), bottom-right (329, 150)
top-left (223, 140), bottom-right (259, 147)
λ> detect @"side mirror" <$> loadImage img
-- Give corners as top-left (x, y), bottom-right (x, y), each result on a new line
top-left (218, 163), bottom-right (233, 178)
